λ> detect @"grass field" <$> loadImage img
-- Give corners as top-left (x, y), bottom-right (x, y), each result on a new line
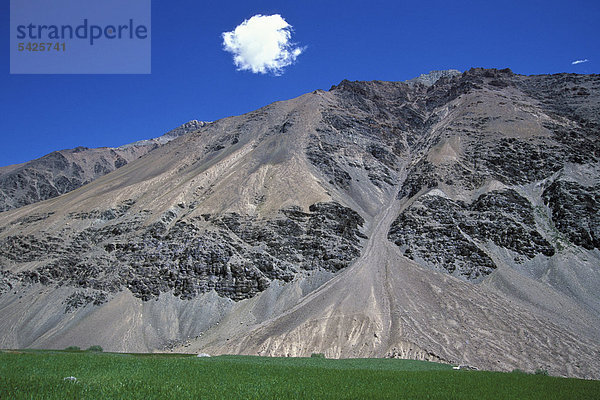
top-left (1, 350), bottom-right (599, 399)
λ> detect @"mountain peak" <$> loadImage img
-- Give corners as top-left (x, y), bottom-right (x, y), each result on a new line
top-left (406, 69), bottom-right (462, 86)
top-left (162, 120), bottom-right (209, 139)
top-left (119, 120), bottom-right (210, 149)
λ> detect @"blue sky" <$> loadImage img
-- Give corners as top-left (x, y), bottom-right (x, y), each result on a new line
top-left (1, 0), bottom-right (599, 167)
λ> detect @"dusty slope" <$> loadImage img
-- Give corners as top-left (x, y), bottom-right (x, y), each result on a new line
top-left (190, 193), bottom-right (600, 377)
top-left (0, 69), bottom-right (599, 379)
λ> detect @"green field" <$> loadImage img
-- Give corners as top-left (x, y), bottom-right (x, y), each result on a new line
top-left (1, 350), bottom-right (599, 399)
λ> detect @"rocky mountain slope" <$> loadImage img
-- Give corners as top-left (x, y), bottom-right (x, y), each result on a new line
top-left (0, 69), bottom-right (598, 379)
top-left (0, 120), bottom-right (207, 212)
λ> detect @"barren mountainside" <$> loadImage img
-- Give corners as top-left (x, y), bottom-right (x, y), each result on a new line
top-left (0, 120), bottom-right (207, 212)
top-left (0, 68), bottom-right (599, 379)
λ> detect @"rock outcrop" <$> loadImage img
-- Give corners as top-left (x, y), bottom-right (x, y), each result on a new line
top-left (0, 201), bottom-right (365, 307)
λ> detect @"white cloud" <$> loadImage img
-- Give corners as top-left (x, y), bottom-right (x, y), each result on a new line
top-left (222, 14), bottom-right (304, 75)
top-left (572, 59), bottom-right (589, 65)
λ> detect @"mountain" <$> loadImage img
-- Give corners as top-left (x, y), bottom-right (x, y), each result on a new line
top-left (0, 120), bottom-right (208, 212)
top-left (0, 68), bottom-right (599, 379)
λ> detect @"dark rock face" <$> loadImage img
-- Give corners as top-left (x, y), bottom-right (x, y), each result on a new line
top-left (516, 73), bottom-right (600, 127)
top-left (68, 199), bottom-right (135, 220)
top-left (543, 180), bottom-right (600, 250)
top-left (466, 138), bottom-right (564, 185)
top-left (64, 291), bottom-right (108, 313)
top-left (388, 190), bottom-right (555, 280)
top-left (302, 69), bottom-right (600, 283)
top-left (0, 270), bottom-right (12, 296)
top-left (0, 234), bottom-right (63, 262)
top-left (306, 133), bottom-right (354, 189)
top-left (307, 80), bottom-right (427, 192)
top-left (0, 201), bottom-right (365, 306)
top-left (399, 160), bottom-right (440, 198)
